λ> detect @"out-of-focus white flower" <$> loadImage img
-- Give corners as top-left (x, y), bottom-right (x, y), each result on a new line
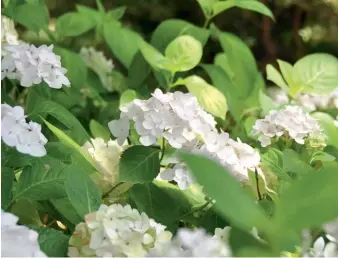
top-left (1, 43), bottom-right (70, 88)
top-left (108, 89), bottom-right (217, 149)
top-left (334, 116), bottom-right (338, 128)
top-left (82, 138), bottom-right (125, 184)
top-left (252, 105), bottom-right (325, 147)
top-left (324, 218), bottom-right (338, 242)
top-left (148, 228), bottom-right (231, 257)
top-left (80, 47), bottom-right (114, 91)
top-left (305, 236), bottom-right (338, 257)
top-left (1, 210), bottom-right (47, 257)
top-left (1, 16), bottom-right (19, 46)
top-left (68, 204), bottom-right (172, 257)
top-left (267, 86), bottom-right (338, 111)
top-left (159, 163), bottom-right (195, 190)
top-left (1, 104), bottom-right (47, 157)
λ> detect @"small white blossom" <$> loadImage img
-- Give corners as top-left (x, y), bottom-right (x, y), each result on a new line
top-left (148, 228), bottom-right (231, 257)
top-left (252, 105), bottom-right (325, 147)
top-left (80, 47), bottom-right (114, 91)
top-left (108, 115), bottom-right (130, 145)
top-left (1, 210), bottom-right (47, 257)
top-left (1, 16), bottom-right (19, 46)
top-left (1, 43), bottom-right (70, 88)
top-left (1, 104), bottom-right (47, 157)
top-left (68, 204), bottom-right (172, 257)
top-left (82, 138), bottom-right (126, 185)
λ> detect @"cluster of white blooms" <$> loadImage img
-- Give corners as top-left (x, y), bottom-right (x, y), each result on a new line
top-left (305, 236), bottom-right (338, 257)
top-left (148, 227), bottom-right (231, 257)
top-left (80, 47), bottom-right (114, 91)
top-left (82, 138), bottom-right (125, 185)
top-left (1, 104), bottom-right (47, 157)
top-left (1, 43), bottom-right (70, 89)
top-left (159, 133), bottom-right (263, 189)
top-left (109, 89), bottom-right (216, 148)
top-left (68, 204), bottom-right (172, 257)
top-left (252, 105), bottom-right (324, 147)
top-left (1, 210), bottom-right (46, 257)
top-left (1, 16), bottom-right (19, 46)
top-left (267, 87), bottom-right (338, 111)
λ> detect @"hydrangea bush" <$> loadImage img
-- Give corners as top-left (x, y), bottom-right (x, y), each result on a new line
top-left (1, 0), bottom-right (338, 257)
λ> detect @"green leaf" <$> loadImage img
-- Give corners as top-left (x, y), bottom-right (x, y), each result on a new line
top-left (261, 148), bottom-right (289, 180)
top-left (14, 157), bottom-right (68, 201)
top-left (197, 0), bottom-right (218, 18)
top-left (45, 142), bottom-right (72, 163)
top-left (266, 64), bottom-right (289, 93)
top-left (277, 60), bottom-right (296, 88)
top-left (106, 6), bottom-right (127, 20)
top-left (65, 165), bottom-right (101, 218)
top-left (1, 143), bottom-right (33, 168)
top-left (176, 75), bottom-right (227, 119)
top-left (55, 12), bottom-right (96, 37)
top-left (259, 89), bottom-right (277, 116)
top-left (51, 197), bottom-right (83, 225)
top-left (127, 51), bottom-right (152, 89)
top-left (139, 40), bottom-right (167, 70)
top-left (129, 183), bottom-right (180, 230)
top-left (104, 20), bottom-right (142, 68)
top-left (120, 89), bottom-right (138, 108)
top-left (274, 168), bottom-right (338, 231)
top-left (311, 112), bottom-right (338, 148)
top-left (89, 119), bottom-right (110, 142)
top-left (119, 146), bottom-right (160, 183)
top-left (180, 152), bottom-right (269, 232)
top-left (283, 149), bottom-right (315, 175)
top-left (293, 53), bottom-right (338, 95)
top-left (310, 151), bottom-right (336, 164)
top-left (165, 35), bottom-right (203, 72)
top-left (30, 226), bottom-right (70, 257)
top-left (76, 5), bottom-right (101, 24)
top-left (234, 0), bottom-right (274, 20)
top-left (1, 166), bottom-right (14, 210)
top-left (11, 199), bottom-right (41, 225)
top-left (212, 1), bottom-right (236, 17)
top-left (5, 2), bottom-right (49, 32)
top-left (54, 47), bottom-right (88, 89)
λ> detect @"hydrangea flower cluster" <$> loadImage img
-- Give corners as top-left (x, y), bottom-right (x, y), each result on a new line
top-left (252, 105), bottom-right (324, 147)
top-left (160, 133), bottom-right (263, 189)
top-left (1, 16), bottom-right (19, 46)
top-left (1, 43), bottom-right (70, 89)
top-left (68, 203), bottom-right (172, 257)
top-left (1, 104), bottom-right (47, 157)
top-left (82, 138), bottom-right (125, 185)
top-left (1, 210), bottom-right (46, 257)
top-left (267, 87), bottom-right (338, 111)
top-left (109, 89), bottom-right (216, 148)
top-left (80, 47), bottom-right (114, 91)
top-left (148, 227), bottom-right (232, 257)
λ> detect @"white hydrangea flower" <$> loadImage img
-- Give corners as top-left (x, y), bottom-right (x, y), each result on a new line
top-left (82, 138), bottom-right (126, 184)
top-left (252, 105), bottom-right (325, 147)
top-left (68, 204), bottom-right (172, 257)
top-left (1, 16), bottom-right (19, 46)
top-left (1, 104), bottom-right (47, 157)
top-left (267, 86), bottom-right (338, 111)
top-left (1, 43), bottom-right (70, 88)
top-left (108, 89), bottom-right (217, 149)
top-left (80, 47), bottom-right (114, 91)
top-left (148, 228), bottom-right (231, 257)
top-left (1, 210), bottom-right (47, 257)
top-left (305, 236), bottom-right (338, 257)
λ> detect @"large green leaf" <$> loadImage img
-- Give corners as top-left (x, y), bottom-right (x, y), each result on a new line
top-left (233, 0), bottom-right (274, 20)
top-left (266, 64), bottom-right (289, 93)
top-left (89, 119), bottom-right (110, 142)
top-left (30, 226), bottom-right (70, 257)
top-left (293, 53), bottom-right (338, 95)
top-left (1, 166), bottom-right (14, 210)
top-left (176, 75), bottom-right (227, 119)
top-left (283, 149), bottom-right (315, 175)
top-left (311, 112), bottom-right (338, 148)
top-left (139, 40), bottom-right (167, 70)
top-left (180, 152), bottom-right (269, 232)
top-left (51, 197), bottom-right (83, 225)
top-left (103, 20), bottom-right (142, 68)
top-left (274, 168), bottom-right (338, 231)
top-left (5, 2), bottom-right (49, 32)
top-left (11, 199), bottom-right (41, 226)
top-left (129, 183), bottom-right (180, 231)
top-left (55, 12), bottom-right (96, 37)
top-left (119, 146), bottom-right (160, 183)
top-left (64, 165), bottom-right (101, 218)
top-left (127, 51), bottom-right (152, 89)
top-left (76, 4), bottom-right (101, 24)
top-left (14, 157), bottom-right (68, 201)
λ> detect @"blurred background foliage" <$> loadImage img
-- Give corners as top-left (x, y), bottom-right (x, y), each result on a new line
top-left (38, 0), bottom-right (338, 72)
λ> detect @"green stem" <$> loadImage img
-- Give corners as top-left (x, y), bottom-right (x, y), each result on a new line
top-left (159, 138), bottom-right (166, 163)
top-left (181, 197), bottom-right (213, 218)
top-left (43, 27), bottom-right (57, 43)
top-left (255, 168), bottom-right (262, 201)
top-left (203, 17), bottom-right (212, 28)
top-left (102, 182), bottom-right (124, 198)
